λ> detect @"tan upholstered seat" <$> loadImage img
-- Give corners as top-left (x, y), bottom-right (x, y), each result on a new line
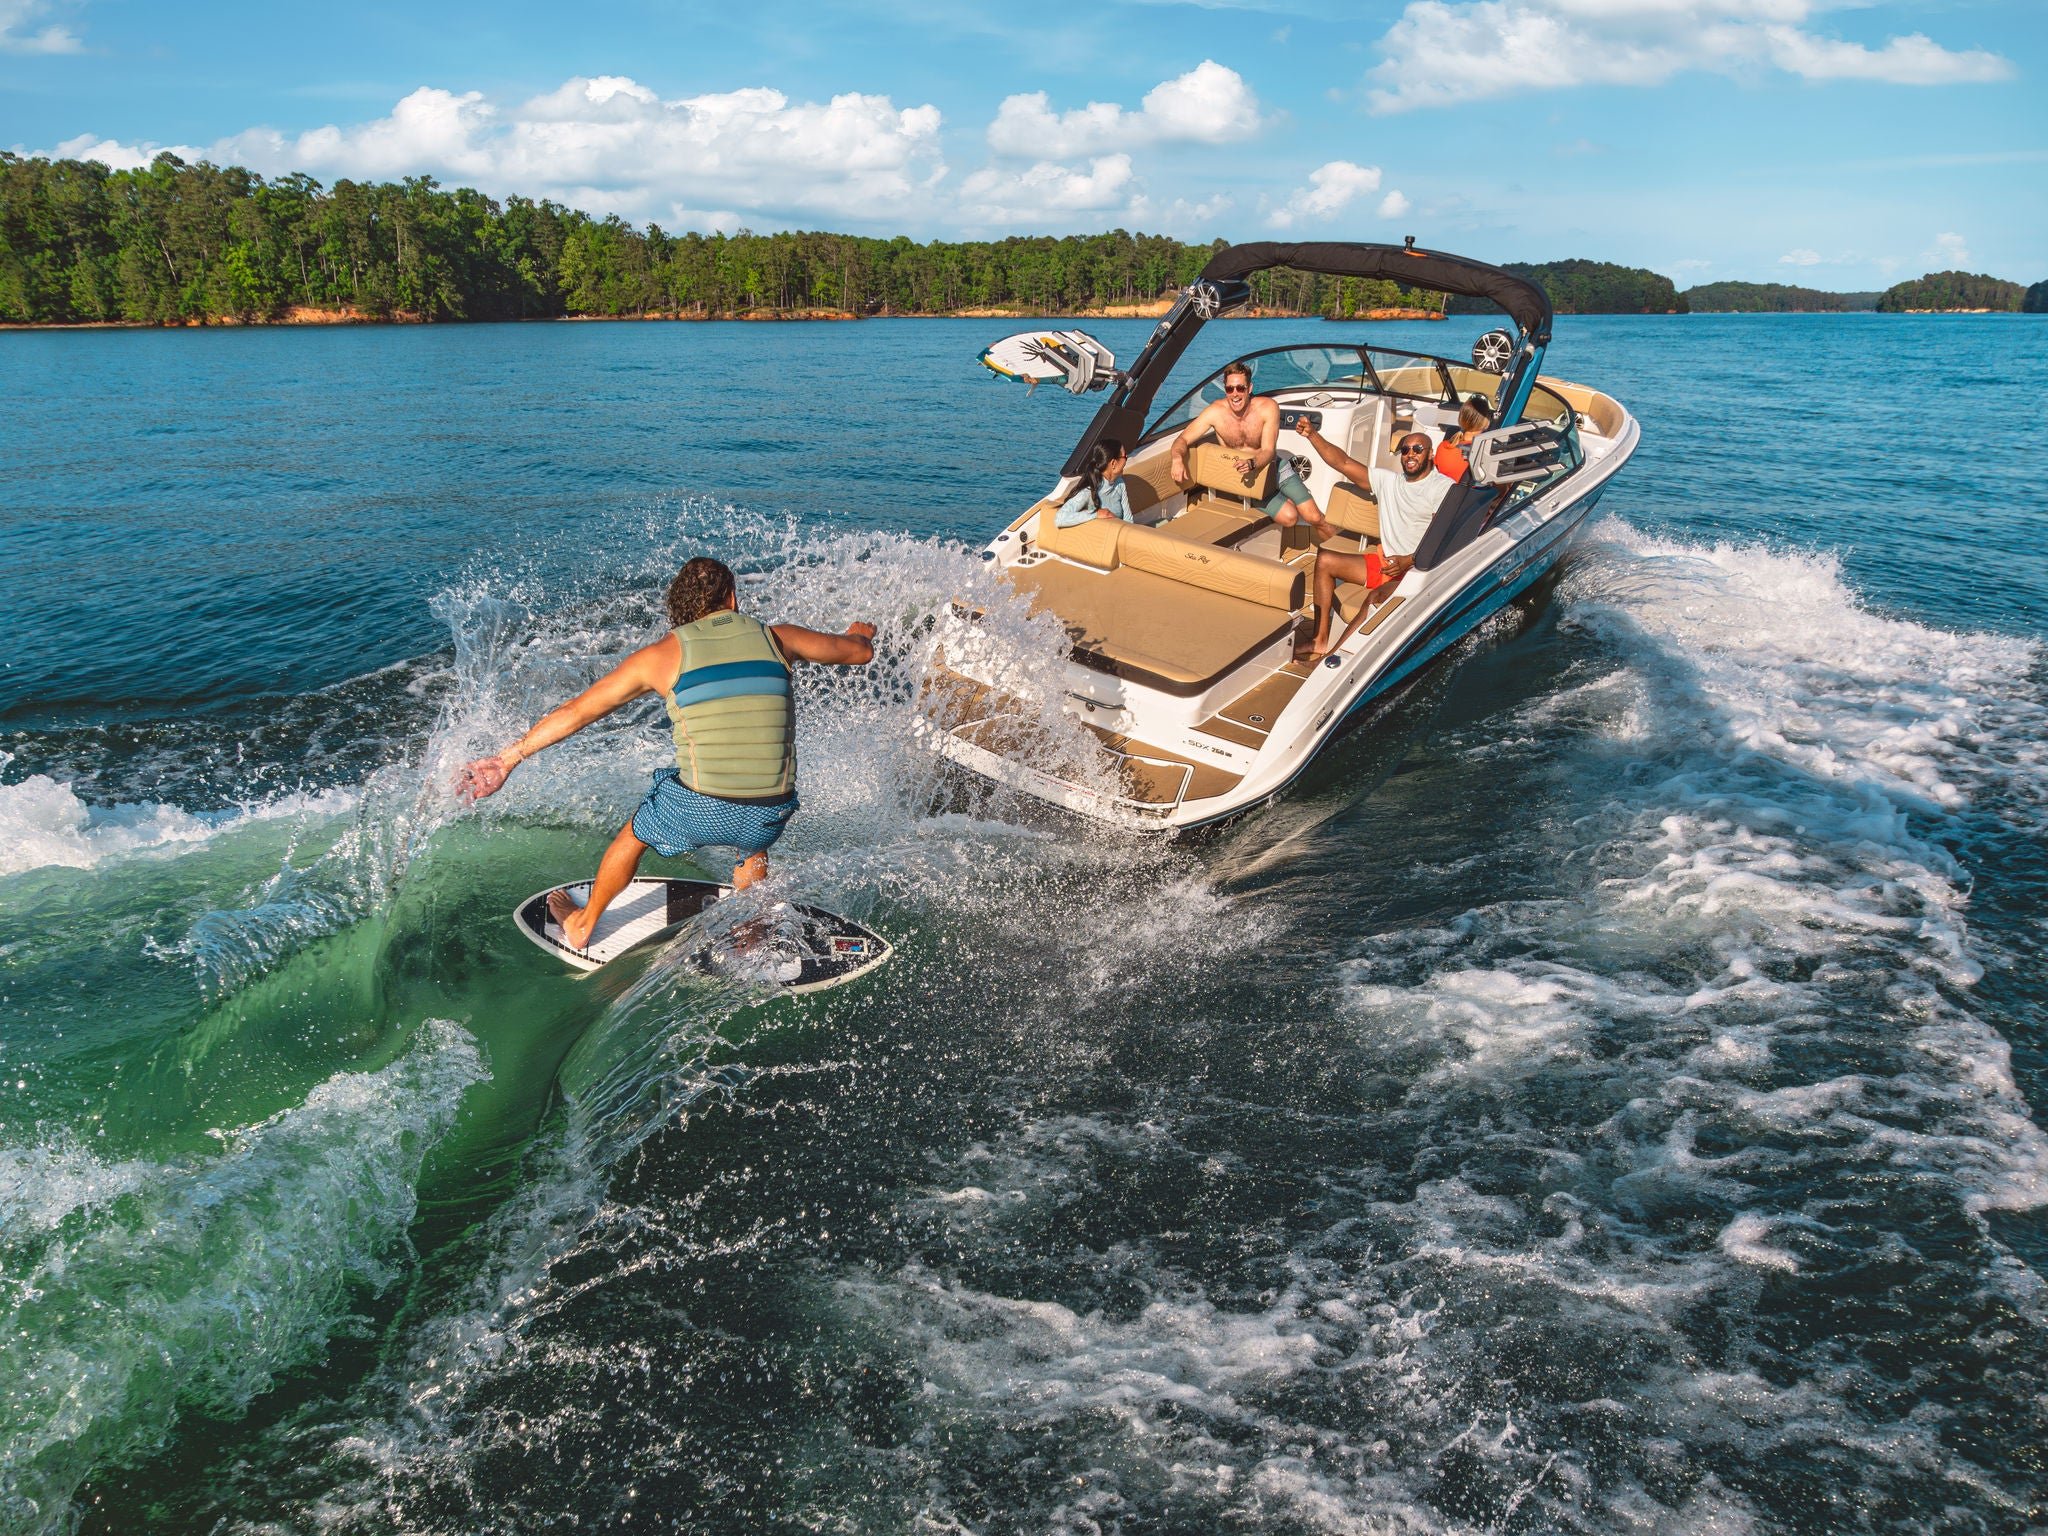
top-left (1154, 502), bottom-right (1262, 548)
top-left (1035, 502), bottom-right (1124, 568)
top-left (1032, 509), bottom-right (1301, 611)
top-left (1322, 482), bottom-right (1380, 540)
top-left (1030, 454), bottom-right (1197, 540)
top-left (1185, 440), bottom-right (1274, 501)
top-left (1122, 458), bottom-right (1182, 521)
top-left (1118, 524), bottom-right (1301, 608)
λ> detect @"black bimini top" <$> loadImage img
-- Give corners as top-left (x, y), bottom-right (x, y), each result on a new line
top-left (1199, 241), bottom-right (1552, 344)
top-left (1064, 239), bottom-right (1553, 482)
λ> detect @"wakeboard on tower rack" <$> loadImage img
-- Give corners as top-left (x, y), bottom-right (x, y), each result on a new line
top-left (978, 329), bottom-right (1119, 394)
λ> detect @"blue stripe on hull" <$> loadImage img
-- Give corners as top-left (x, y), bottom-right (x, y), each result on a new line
top-left (1132, 485), bottom-right (1611, 836)
top-left (1341, 493), bottom-right (1604, 723)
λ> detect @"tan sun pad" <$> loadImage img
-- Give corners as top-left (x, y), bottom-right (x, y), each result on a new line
top-left (1006, 559), bottom-right (1297, 693)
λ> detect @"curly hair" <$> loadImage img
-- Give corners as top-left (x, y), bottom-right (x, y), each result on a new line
top-left (666, 557), bottom-right (737, 627)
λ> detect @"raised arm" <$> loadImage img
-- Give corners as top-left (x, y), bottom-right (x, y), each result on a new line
top-left (771, 621), bottom-right (876, 667)
top-left (457, 637), bottom-right (675, 801)
top-left (1297, 420), bottom-right (1372, 486)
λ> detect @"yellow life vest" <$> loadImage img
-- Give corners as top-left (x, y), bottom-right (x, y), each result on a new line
top-left (663, 611), bottom-right (794, 800)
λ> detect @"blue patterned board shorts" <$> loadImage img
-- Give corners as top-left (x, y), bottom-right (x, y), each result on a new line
top-left (630, 769), bottom-right (798, 857)
top-left (1260, 465), bottom-right (1313, 518)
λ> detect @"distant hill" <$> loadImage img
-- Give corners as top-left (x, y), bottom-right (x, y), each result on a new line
top-left (2025, 280), bottom-right (2048, 314)
top-left (1682, 281), bottom-right (1878, 313)
top-left (1448, 259), bottom-right (1684, 316)
top-left (1876, 270), bottom-right (2025, 312)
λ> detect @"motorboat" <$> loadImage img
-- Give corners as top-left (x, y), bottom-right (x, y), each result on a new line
top-left (923, 240), bottom-right (1639, 833)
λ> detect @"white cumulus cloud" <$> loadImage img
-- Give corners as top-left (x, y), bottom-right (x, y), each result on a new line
top-left (1926, 231), bottom-right (1971, 267)
top-left (1126, 190), bottom-right (1235, 237)
top-left (1268, 160), bottom-right (1384, 230)
top-left (1366, 0), bottom-right (2013, 113)
top-left (38, 76), bottom-right (947, 227)
top-left (47, 132), bottom-right (201, 170)
top-left (0, 0), bottom-right (82, 54)
top-left (1377, 189), bottom-right (1411, 218)
top-left (1761, 26), bottom-right (2008, 84)
top-left (1778, 248), bottom-right (1823, 266)
top-left (986, 61), bottom-right (1262, 157)
top-left (959, 155), bottom-right (1136, 222)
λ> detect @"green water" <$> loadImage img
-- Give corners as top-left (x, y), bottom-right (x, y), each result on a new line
top-left (5, 315), bottom-right (2047, 1533)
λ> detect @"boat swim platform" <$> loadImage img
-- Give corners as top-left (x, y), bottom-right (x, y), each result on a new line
top-left (923, 661), bottom-right (1244, 809)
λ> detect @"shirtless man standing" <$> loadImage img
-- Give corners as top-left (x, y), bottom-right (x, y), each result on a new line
top-left (1295, 425), bottom-right (1453, 658)
top-left (1169, 362), bottom-right (1328, 537)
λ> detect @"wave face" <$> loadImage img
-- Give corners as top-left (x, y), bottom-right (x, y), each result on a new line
top-left (2, 316), bottom-right (2045, 1534)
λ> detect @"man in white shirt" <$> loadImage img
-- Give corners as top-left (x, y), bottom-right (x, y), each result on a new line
top-left (1295, 426), bottom-right (1452, 658)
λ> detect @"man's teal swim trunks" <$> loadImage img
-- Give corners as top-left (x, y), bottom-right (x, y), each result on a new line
top-left (1260, 464), bottom-right (1313, 518)
top-left (631, 769), bottom-right (798, 856)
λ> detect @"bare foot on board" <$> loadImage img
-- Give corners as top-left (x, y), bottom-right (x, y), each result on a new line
top-left (547, 888), bottom-right (597, 951)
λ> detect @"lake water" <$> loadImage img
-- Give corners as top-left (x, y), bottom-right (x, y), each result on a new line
top-left (3, 313), bottom-right (2046, 1534)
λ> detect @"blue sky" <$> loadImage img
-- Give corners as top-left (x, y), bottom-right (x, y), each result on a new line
top-left (3, 0), bottom-right (2042, 288)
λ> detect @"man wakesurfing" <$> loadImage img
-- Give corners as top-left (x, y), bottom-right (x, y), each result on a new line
top-left (458, 556), bottom-right (876, 951)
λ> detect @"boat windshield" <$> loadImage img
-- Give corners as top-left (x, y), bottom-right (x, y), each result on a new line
top-left (1142, 343), bottom-right (1487, 442)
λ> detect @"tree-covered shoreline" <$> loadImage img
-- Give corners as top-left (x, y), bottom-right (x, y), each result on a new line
top-left (1875, 270), bottom-right (2026, 312)
top-left (9, 151), bottom-right (2032, 330)
top-left (0, 152), bottom-right (1450, 326)
top-left (1453, 259), bottom-right (1685, 315)
top-left (1681, 281), bottom-right (1879, 312)
top-left (4, 152), bottom-right (1696, 328)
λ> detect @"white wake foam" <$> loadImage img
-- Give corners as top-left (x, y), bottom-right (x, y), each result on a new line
top-left (0, 1020), bottom-right (485, 1535)
top-left (781, 519), bottom-right (2048, 1533)
top-left (0, 763), bottom-right (358, 879)
top-left (1559, 525), bottom-right (2042, 815)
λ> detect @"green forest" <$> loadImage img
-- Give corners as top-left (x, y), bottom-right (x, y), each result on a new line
top-left (1876, 270), bottom-right (2026, 311)
top-left (4, 152), bottom-right (1691, 327)
top-left (2028, 281), bottom-right (2048, 314)
top-left (0, 152), bottom-right (1452, 325)
top-left (1445, 259), bottom-right (1683, 316)
top-left (1681, 281), bottom-right (1878, 312)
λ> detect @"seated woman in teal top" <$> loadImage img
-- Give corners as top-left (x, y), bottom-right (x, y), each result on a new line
top-left (1055, 438), bottom-right (1132, 527)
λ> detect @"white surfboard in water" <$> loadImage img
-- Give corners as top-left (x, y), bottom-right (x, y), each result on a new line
top-left (513, 876), bottom-right (892, 992)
